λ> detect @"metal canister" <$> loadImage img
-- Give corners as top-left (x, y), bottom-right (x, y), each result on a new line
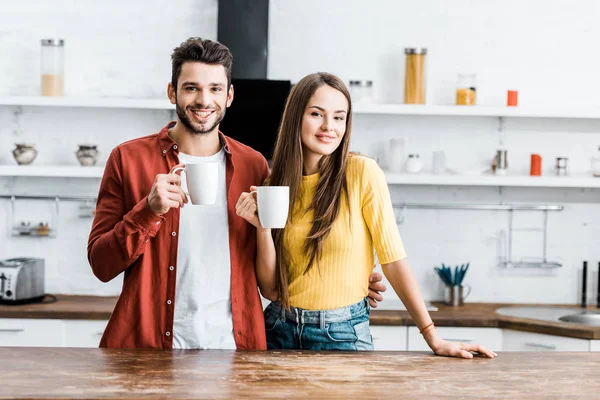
top-left (556, 157), bottom-right (568, 176)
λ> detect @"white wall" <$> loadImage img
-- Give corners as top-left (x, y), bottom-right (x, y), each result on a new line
top-left (1, 0), bottom-right (599, 303)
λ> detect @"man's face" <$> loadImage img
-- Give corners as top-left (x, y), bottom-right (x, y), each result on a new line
top-left (168, 62), bottom-right (233, 135)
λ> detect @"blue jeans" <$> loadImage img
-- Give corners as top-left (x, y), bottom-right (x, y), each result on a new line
top-left (264, 298), bottom-right (374, 351)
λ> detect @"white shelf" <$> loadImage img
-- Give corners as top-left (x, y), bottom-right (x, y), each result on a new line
top-left (0, 165), bottom-right (104, 178)
top-left (384, 172), bottom-right (600, 188)
top-left (0, 96), bottom-right (598, 119)
top-left (2, 166), bottom-right (600, 188)
top-left (0, 96), bottom-right (174, 110)
top-left (353, 104), bottom-right (600, 119)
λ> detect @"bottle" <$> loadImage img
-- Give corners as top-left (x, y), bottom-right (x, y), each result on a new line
top-left (349, 80), bottom-right (373, 104)
top-left (405, 154), bottom-right (423, 174)
top-left (41, 39), bottom-right (65, 96)
top-left (456, 74), bottom-right (477, 105)
top-left (591, 146), bottom-right (600, 177)
top-left (530, 154), bottom-right (542, 176)
top-left (404, 48), bottom-right (427, 104)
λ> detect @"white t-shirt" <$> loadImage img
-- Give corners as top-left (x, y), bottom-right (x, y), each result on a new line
top-left (172, 148), bottom-right (236, 349)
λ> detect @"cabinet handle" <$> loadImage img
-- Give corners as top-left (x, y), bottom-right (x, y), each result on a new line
top-left (442, 338), bottom-right (474, 343)
top-left (94, 332), bottom-right (104, 336)
top-left (0, 328), bottom-right (25, 332)
top-left (525, 342), bottom-right (556, 350)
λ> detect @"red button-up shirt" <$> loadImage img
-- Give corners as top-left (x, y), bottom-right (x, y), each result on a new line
top-left (88, 123), bottom-right (270, 349)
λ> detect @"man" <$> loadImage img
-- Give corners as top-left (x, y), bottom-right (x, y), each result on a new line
top-left (88, 37), bottom-right (386, 350)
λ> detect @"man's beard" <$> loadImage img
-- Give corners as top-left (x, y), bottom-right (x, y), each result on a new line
top-left (176, 99), bottom-right (226, 135)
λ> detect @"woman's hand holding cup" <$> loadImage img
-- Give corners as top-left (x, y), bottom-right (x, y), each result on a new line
top-left (236, 186), bottom-right (263, 230)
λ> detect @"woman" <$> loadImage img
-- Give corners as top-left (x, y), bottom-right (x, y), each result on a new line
top-left (236, 72), bottom-right (496, 358)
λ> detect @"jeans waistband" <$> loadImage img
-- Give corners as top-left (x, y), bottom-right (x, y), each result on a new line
top-left (269, 298), bottom-right (370, 325)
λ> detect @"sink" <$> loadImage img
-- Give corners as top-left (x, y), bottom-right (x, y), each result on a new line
top-left (559, 312), bottom-right (600, 326)
top-left (496, 306), bottom-right (600, 327)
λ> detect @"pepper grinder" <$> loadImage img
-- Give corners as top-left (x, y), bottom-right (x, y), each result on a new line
top-left (582, 261), bottom-right (587, 307)
top-left (597, 262), bottom-right (600, 308)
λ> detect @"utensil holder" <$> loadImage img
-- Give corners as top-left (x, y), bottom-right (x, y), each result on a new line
top-left (445, 285), bottom-right (471, 307)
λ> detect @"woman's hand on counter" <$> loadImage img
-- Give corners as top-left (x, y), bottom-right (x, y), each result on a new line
top-left (425, 330), bottom-right (497, 359)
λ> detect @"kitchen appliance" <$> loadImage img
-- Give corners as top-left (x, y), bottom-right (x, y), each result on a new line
top-left (218, 79), bottom-right (291, 162)
top-left (0, 258), bottom-right (45, 304)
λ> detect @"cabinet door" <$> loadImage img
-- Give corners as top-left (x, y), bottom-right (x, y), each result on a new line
top-left (502, 330), bottom-right (590, 352)
top-left (590, 340), bottom-right (600, 352)
top-left (63, 320), bottom-right (108, 348)
top-left (0, 319), bottom-right (64, 347)
top-left (371, 326), bottom-right (407, 351)
top-left (407, 326), bottom-right (503, 352)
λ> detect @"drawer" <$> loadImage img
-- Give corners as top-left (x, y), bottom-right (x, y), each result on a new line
top-left (0, 319), bottom-right (64, 347)
top-left (502, 330), bottom-right (590, 352)
top-left (370, 326), bottom-right (407, 351)
top-left (63, 320), bottom-right (108, 348)
top-left (590, 340), bottom-right (600, 352)
top-left (407, 326), bottom-right (502, 352)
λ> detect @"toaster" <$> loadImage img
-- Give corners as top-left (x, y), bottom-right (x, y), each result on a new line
top-left (0, 258), bottom-right (45, 304)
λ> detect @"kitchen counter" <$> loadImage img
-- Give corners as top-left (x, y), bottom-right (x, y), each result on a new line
top-left (2, 348), bottom-right (599, 399)
top-left (1, 295), bottom-right (599, 339)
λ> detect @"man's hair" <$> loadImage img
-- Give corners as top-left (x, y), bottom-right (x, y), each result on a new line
top-left (171, 37), bottom-right (233, 92)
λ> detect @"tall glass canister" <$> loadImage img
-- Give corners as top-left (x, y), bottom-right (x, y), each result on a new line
top-left (404, 48), bottom-right (427, 104)
top-left (41, 39), bottom-right (64, 96)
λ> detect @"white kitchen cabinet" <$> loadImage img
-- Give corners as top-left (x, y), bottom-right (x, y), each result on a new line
top-left (0, 319), bottom-right (64, 347)
top-left (63, 320), bottom-right (108, 348)
top-left (502, 330), bottom-right (590, 352)
top-left (370, 326), bottom-right (407, 351)
top-left (590, 341), bottom-right (600, 352)
top-left (407, 326), bottom-right (503, 352)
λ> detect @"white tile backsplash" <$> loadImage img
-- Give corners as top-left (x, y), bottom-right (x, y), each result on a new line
top-left (1, 0), bottom-right (600, 305)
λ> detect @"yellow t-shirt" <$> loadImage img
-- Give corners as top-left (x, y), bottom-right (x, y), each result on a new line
top-left (284, 155), bottom-right (406, 310)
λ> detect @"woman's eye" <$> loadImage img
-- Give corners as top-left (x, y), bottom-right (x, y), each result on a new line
top-left (335, 116), bottom-right (345, 121)
top-left (311, 112), bottom-right (322, 117)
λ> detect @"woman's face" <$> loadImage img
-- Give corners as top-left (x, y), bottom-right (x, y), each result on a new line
top-left (301, 85), bottom-right (349, 162)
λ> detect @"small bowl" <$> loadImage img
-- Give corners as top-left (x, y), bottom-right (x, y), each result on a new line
top-left (76, 144), bottom-right (100, 166)
top-left (13, 143), bottom-right (38, 165)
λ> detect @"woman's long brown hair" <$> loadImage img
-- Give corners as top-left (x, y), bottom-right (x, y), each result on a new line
top-left (269, 72), bottom-right (353, 309)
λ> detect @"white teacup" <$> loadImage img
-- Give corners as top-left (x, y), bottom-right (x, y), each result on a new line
top-left (254, 186), bottom-right (289, 229)
top-left (170, 163), bottom-right (219, 205)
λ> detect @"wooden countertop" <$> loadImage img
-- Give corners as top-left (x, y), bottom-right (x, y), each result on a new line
top-left (371, 302), bottom-right (600, 340)
top-left (1, 295), bottom-right (599, 339)
top-left (2, 348), bottom-right (600, 399)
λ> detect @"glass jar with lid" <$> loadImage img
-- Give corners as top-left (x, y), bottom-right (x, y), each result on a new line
top-left (456, 73), bottom-right (476, 105)
top-left (41, 39), bottom-right (64, 96)
top-left (404, 48), bottom-right (427, 104)
top-left (349, 80), bottom-right (373, 104)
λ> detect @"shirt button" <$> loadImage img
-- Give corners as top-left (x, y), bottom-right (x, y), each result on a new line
top-left (171, 232), bottom-right (176, 236)
top-left (165, 331), bottom-right (171, 337)
top-left (169, 266), bottom-right (174, 271)
top-left (162, 149), bottom-right (167, 154)
top-left (237, 331), bottom-right (242, 335)
top-left (173, 145), bottom-right (178, 150)
top-left (167, 300), bottom-right (172, 305)
top-left (156, 221), bottom-right (161, 225)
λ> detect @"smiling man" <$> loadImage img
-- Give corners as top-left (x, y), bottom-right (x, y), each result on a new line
top-left (87, 37), bottom-right (386, 350)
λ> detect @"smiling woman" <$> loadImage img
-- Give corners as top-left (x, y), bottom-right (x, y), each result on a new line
top-left (235, 72), bottom-right (497, 358)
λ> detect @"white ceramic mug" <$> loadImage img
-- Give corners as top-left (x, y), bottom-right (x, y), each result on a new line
top-left (170, 163), bottom-right (219, 205)
top-left (254, 186), bottom-right (289, 229)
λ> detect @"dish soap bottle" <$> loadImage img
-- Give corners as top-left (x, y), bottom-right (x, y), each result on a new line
top-left (592, 146), bottom-right (600, 177)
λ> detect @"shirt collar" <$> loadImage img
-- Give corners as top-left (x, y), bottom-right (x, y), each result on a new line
top-left (157, 121), bottom-right (231, 157)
